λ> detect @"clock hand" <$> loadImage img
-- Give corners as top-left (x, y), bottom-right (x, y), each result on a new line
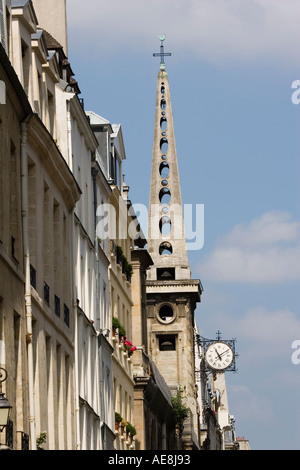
top-left (219, 348), bottom-right (230, 357)
top-left (214, 348), bottom-right (222, 360)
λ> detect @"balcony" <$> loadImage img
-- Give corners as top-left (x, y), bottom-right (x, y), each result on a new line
top-left (111, 242), bottom-right (133, 283)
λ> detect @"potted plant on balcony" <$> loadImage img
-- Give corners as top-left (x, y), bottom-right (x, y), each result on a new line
top-left (124, 339), bottom-right (137, 357)
top-left (118, 325), bottom-right (126, 347)
top-left (122, 257), bottom-right (133, 282)
top-left (120, 418), bottom-right (127, 437)
top-left (115, 412), bottom-right (122, 432)
top-left (112, 317), bottom-right (121, 337)
top-left (116, 245), bottom-right (123, 265)
top-left (126, 422), bottom-right (136, 444)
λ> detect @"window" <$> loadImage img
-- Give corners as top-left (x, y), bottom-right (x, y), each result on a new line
top-left (159, 335), bottom-right (176, 351)
top-left (21, 41), bottom-right (30, 96)
top-left (159, 216), bottom-right (171, 236)
top-left (160, 117), bottom-right (167, 131)
top-left (158, 304), bottom-right (174, 322)
top-left (47, 89), bottom-right (55, 135)
top-left (160, 138), bottom-right (168, 153)
top-left (30, 264), bottom-right (36, 289)
top-left (159, 162), bottom-right (169, 178)
top-left (64, 304), bottom-right (70, 327)
top-left (159, 187), bottom-right (171, 205)
top-left (44, 282), bottom-right (50, 306)
top-left (109, 152), bottom-right (115, 183)
top-left (54, 295), bottom-right (60, 317)
top-left (157, 267), bottom-right (175, 281)
top-left (159, 242), bottom-right (172, 256)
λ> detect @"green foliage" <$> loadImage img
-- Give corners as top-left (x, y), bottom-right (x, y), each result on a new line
top-left (116, 245), bottom-right (123, 264)
top-left (126, 422), bottom-right (137, 436)
top-left (171, 390), bottom-right (190, 427)
top-left (112, 317), bottom-right (121, 330)
top-left (36, 431), bottom-right (47, 448)
top-left (119, 325), bottom-right (126, 337)
top-left (126, 262), bottom-right (133, 278)
top-left (112, 316), bottom-right (126, 337)
top-left (115, 412), bottom-right (122, 422)
top-left (116, 245), bottom-right (133, 281)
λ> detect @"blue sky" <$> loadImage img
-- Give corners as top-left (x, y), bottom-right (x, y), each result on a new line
top-left (66, 0), bottom-right (300, 450)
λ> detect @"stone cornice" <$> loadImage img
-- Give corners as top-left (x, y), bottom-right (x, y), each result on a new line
top-left (146, 279), bottom-right (202, 299)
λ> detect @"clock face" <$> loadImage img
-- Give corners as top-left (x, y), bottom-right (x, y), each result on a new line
top-left (205, 341), bottom-right (234, 371)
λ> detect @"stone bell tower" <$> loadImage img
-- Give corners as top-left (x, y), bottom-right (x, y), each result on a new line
top-left (146, 37), bottom-right (203, 450)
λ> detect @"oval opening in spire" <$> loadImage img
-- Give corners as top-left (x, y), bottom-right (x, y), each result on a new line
top-left (159, 162), bottom-right (169, 178)
top-left (159, 188), bottom-right (171, 205)
top-left (159, 216), bottom-right (172, 236)
top-left (160, 138), bottom-right (168, 153)
top-left (160, 117), bottom-right (167, 131)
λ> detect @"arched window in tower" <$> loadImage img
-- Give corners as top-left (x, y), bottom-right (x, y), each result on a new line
top-left (161, 85), bottom-right (165, 95)
top-left (159, 161), bottom-right (169, 178)
top-left (159, 216), bottom-right (172, 236)
top-left (160, 138), bottom-right (168, 154)
top-left (159, 188), bottom-right (171, 205)
top-left (159, 242), bottom-right (173, 256)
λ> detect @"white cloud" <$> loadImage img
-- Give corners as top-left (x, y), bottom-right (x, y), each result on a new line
top-left (201, 211), bottom-right (300, 283)
top-left (67, 0), bottom-right (300, 66)
top-left (201, 305), bottom-right (300, 361)
top-left (226, 306), bottom-right (300, 433)
top-left (234, 306), bottom-right (300, 356)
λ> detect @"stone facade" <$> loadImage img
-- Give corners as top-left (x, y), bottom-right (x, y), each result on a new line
top-left (0, 0), bottom-right (115, 450)
top-left (0, 41), bottom-right (31, 450)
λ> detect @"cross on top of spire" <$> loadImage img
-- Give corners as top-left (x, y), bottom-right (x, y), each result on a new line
top-left (153, 35), bottom-right (171, 71)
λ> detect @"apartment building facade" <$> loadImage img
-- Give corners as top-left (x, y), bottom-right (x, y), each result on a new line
top-left (0, 0), bottom-right (117, 450)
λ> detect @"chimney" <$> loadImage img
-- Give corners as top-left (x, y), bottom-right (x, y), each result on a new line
top-left (32, 0), bottom-right (68, 55)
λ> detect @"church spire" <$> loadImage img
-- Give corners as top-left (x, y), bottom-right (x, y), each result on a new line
top-left (147, 37), bottom-right (191, 281)
top-left (146, 41), bottom-right (202, 450)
